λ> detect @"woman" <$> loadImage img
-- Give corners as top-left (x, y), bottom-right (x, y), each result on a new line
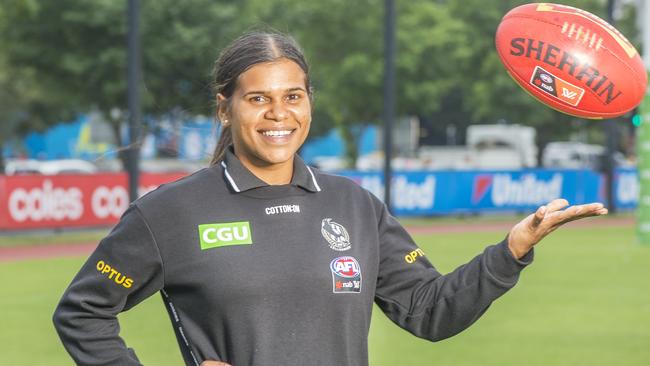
top-left (53, 32), bottom-right (607, 366)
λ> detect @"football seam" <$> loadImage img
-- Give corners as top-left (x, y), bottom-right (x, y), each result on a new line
top-left (498, 14), bottom-right (645, 111)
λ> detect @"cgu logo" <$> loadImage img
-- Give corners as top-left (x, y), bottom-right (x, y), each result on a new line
top-left (330, 257), bottom-right (361, 278)
top-left (198, 221), bottom-right (253, 250)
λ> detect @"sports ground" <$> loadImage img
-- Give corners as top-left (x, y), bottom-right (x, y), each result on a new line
top-left (1, 214), bottom-right (648, 365)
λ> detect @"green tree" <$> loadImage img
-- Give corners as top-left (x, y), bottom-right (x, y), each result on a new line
top-left (404, 0), bottom-right (639, 147)
top-left (1, 0), bottom-right (641, 171)
top-left (0, 0), bottom-right (242, 168)
top-left (395, 0), bottom-right (595, 145)
top-left (231, 0), bottom-right (640, 163)
top-left (0, 0), bottom-right (78, 170)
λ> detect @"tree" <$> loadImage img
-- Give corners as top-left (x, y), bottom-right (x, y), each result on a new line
top-left (1, 0), bottom-right (127, 169)
top-left (0, 1), bottom-right (78, 171)
top-left (231, 0), bottom-right (641, 163)
top-left (401, 0), bottom-right (639, 148)
top-left (1, 0), bottom-right (641, 171)
top-left (0, 0), bottom-right (243, 168)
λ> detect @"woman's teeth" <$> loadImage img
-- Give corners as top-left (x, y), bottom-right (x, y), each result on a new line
top-left (262, 130), bottom-right (292, 137)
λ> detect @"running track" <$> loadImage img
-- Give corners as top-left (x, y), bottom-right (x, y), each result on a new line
top-left (0, 216), bottom-right (635, 263)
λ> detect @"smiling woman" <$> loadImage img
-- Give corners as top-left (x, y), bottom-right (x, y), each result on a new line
top-left (53, 31), bottom-right (608, 366)
top-left (210, 32), bottom-right (312, 185)
top-left (216, 59), bottom-right (311, 185)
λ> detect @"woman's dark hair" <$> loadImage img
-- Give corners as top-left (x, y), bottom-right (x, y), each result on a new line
top-left (210, 31), bottom-right (312, 165)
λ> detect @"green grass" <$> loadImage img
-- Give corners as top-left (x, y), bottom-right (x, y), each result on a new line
top-left (0, 257), bottom-right (184, 366)
top-left (1, 223), bottom-right (648, 365)
top-left (368, 226), bottom-right (650, 366)
top-left (0, 228), bottom-right (108, 247)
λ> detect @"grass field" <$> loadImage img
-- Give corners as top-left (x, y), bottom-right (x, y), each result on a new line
top-left (0, 228), bottom-right (108, 248)
top-left (1, 219), bottom-right (648, 365)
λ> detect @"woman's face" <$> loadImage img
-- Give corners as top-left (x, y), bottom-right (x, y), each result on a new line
top-left (218, 58), bottom-right (311, 170)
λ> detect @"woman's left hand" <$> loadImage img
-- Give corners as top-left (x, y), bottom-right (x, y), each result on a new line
top-left (507, 198), bottom-right (608, 259)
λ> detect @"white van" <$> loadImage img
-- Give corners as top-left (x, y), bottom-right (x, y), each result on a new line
top-left (542, 142), bottom-right (628, 170)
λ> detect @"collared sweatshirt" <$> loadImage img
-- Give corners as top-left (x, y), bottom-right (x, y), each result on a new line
top-left (53, 148), bottom-right (533, 366)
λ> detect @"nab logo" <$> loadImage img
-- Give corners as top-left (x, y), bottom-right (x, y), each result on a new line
top-left (198, 221), bottom-right (252, 250)
top-left (529, 65), bottom-right (584, 106)
top-left (330, 257), bottom-right (361, 278)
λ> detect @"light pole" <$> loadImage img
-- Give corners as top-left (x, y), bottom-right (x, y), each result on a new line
top-left (383, 0), bottom-right (396, 212)
top-left (127, 0), bottom-right (141, 202)
top-left (604, 0), bottom-right (618, 214)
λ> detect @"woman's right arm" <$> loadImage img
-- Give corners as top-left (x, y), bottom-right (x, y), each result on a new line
top-left (53, 205), bottom-right (164, 365)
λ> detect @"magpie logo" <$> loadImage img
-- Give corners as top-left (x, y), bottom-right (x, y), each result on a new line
top-left (321, 218), bottom-right (351, 251)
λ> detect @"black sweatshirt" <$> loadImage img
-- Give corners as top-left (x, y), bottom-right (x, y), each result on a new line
top-left (53, 148), bottom-right (533, 366)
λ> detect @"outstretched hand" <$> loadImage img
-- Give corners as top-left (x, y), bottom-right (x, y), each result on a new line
top-left (507, 198), bottom-right (608, 259)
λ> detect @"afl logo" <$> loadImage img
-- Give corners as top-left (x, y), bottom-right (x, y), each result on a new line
top-left (330, 257), bottom-right (361, 278)
top-left (321, 218), bottom-right (351, 251)
top-left (540, 73), bottom-right (553, 84)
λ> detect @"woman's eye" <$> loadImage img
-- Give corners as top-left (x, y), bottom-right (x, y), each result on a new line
top-left (286, 93), bottom-right (301, 101)
top-left (250, 96), bottom-right (266, 103)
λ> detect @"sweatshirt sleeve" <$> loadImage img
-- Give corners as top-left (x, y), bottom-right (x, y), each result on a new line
top-left (53, 204), bottom-right (164, 365)
top-left (374, 204), bottom-right (533, 342)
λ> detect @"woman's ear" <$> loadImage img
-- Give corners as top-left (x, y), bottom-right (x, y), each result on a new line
top-left (216, 93), bottom-right (228, 124)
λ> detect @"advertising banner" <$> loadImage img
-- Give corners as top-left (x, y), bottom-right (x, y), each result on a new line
top-left (615, 168), bottom-right (639, 210)
top-left (339, 169), bottom-right (610, 216)
top-left (0, 172), bottom-right (186, 230)
top-left (0, 168), bottom-right (636, 229)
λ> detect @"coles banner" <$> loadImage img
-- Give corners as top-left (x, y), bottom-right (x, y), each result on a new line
top-left (0, 172), bottom-right (186, 230)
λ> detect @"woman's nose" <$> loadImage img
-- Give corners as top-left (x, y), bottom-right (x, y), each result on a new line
top-left (266, 101), bottom-right (288, 121)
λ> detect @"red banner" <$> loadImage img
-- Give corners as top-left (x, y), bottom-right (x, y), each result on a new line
top-left (0, 172), bottom-right (186, 230)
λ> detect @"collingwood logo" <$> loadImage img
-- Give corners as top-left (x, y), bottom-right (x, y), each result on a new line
top-left (321, 218), bottom-right (351, 251)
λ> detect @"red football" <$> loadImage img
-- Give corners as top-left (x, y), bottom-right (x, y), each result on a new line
top-left (495, 3), bottom-right (647, 119)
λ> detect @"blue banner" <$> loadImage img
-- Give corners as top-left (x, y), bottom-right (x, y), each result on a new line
top-left (614, 168), bottom-right (638, 210)
top-left (179, 121), bottom-right (217, 160)
top-left (338, 168), bottom-right (635, 216)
